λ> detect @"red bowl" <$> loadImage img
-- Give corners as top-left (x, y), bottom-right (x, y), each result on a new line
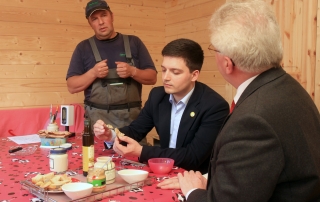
top-left (148, 158), bottom-right (174, 174)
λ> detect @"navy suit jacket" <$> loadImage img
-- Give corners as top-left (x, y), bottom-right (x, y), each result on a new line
top-left (188, 68), bottom-right (320, 201)
top-left (120, 81), bottom-right (229, 174)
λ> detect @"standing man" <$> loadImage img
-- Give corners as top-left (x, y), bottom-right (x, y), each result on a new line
top-left (158, 0), bottom-right (320, 201)
top-left (66, 0), bottom-right (157, 129)
top-left (93, 38), bottom-right (229, 174)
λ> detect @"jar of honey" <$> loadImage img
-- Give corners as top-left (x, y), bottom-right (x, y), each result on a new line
top-left (87, 166), bottom-right (106, 193)
top-left (94, 156), bottom-right (116, 184)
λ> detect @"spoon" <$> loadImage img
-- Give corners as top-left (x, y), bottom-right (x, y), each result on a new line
top-left (92, 158), bottom-right (112, 179)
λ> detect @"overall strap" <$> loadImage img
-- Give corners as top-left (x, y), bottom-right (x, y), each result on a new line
top-left (88, 37), bottom-right (102, 62)
top-left (123, 35), bottom-right (135, 66)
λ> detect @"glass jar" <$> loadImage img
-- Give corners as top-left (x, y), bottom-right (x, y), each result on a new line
top-left (47, 123), bottom-right (58, 132)
top-left (94, 157), bottom-right (116, 184)
top-left (87, 166), bottom-right (106, 193)
top-left (49, 147), bottom-right (68, 173)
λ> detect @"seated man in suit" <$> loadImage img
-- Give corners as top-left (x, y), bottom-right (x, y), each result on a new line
top-left (93, 38), bottom-right (229, 174)
top-left (158, 1), bottom-right (320, 201)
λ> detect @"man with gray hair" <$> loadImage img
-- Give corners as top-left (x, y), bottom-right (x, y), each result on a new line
top-left (158, 0), bottom-right (320, 201)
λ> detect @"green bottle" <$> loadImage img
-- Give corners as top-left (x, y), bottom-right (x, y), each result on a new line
top-left (82, 116), bottom-right (94, 176)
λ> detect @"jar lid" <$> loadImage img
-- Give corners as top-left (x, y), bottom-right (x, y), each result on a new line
top-left (50, 147), bottom-right (67, 154)
top-left (60, 143), bottom-right (72, 150)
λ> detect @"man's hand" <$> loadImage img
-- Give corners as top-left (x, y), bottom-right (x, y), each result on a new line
top-left (93, 119), bottom-right (112, 141)
top-left (92, 59), bottom-right (109, 78)
top-left (178, 170), bottom-right (207, 196)
top-left (115, 61), bottom-right (135, 78)
top-left (157, 177), bottom-right (180, 189)
top-left (113, 135), bottom-right (142, 157)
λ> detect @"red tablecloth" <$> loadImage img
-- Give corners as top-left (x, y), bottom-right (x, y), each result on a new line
top-left (0, 134), bottom-right (186, 202)
top-left (0, 104), bottom-right (85, 137)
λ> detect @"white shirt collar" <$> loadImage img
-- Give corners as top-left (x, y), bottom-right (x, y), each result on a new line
top-left (234, 75), bottom-right (259, 103)
top-left (169, 87), bottom-right (195, 105)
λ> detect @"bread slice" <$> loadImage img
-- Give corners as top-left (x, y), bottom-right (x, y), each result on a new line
top-left (40, 181), bottom-right (52, 189)
top-left (60, 174), bottom-right (70, 181)
top-left (115, 128), bottom-right (125, 138)
top-left (50, 175), bottom-right (61, 183)
top-left (43, 172), bottom-right (54, 183)
top-left (32, 174), bottom-right (43, 184)
top-left (35, 181), bottom-right (44, 187)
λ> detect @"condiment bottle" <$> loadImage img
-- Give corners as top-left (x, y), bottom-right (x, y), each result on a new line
top-left (87, 166), bottom-right (106, 192)
top-left (94, 157), bottom-right (116, 184)
top-left (49, 147), bottom-right (68, 173)
top-left (82, 116), bottom-right (94, 176)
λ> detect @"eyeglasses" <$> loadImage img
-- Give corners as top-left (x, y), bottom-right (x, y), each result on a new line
top-left (208, 44), bottom-right (235, 66)
top-left (208, 44), bottom-right (220, 53)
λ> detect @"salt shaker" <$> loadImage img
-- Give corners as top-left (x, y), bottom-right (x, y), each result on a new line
top-left (49, 147), bottom-right (68, 173)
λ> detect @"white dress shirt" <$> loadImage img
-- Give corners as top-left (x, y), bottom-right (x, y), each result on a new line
top-left (168, 87), bottom-right (194, 148)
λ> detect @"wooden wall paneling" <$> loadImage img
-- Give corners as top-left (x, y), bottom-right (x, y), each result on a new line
top-left (1, 20), bottom-right (163, 39)
top-left (0, 6), bottom-right (86, 25)
top-left (315, 0), bottom-right (320, 111)
top-left (0, 21), bottom-right (92, 38)
top-left (296, 0), bottom-right (317, 96)
top-left (0, 0), bottom-right (86, 12)
top-left (0, 50), bottom-right (72, 65)
top-left (0, 78), bottom-right (67, 93)
top-left (166, 0), bottom-right (224, 25)
top-left (0, 4), bottom-right (164, 26)
top-left (291, 0), bottom-right (303, 72)
top-left (0, 0), bottom-right (166, 12)
top-left (166, 16), bottom-right (211, 37)
top-left (0, 65), bottom-right (68, 79)
top-left (0, 36), bottom-right (79, 52)
top-left (0, 92), bottom-right (82, 109)
top-left (166, 0), bottom-right (219, 12)
top-left (304, 0), bottom-right (317, 99)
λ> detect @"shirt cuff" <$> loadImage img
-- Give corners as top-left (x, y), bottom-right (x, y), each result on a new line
top-left (186, 188), bottom-right (198, 200)
top-left (103, 130), bottom-right (116, 149)
top-left (185, 173), bottom-right (207, 199)
top-left (202, 173), bottom-right (208, 179)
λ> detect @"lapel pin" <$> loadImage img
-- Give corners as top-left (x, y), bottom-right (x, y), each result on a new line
top-left (190, 112), bottom-right (195, 117)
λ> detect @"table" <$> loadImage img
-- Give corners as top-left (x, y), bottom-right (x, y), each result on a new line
top-left (0, 134), bottom-right (186, 202)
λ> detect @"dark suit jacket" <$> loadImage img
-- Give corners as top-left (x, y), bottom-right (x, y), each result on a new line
top-left (188, 68), bottom-right (320, 201)
top-left (119, 81), bottom-right (229, 174)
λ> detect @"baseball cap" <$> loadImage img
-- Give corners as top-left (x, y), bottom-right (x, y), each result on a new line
top-left (85, 0), bottom-right (110, 19)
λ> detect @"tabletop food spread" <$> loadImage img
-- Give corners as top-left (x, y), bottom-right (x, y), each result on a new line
top-left (0, 133), bottom-right (186, 202)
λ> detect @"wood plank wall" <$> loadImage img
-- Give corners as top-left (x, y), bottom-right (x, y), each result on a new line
top-left (0, 0), bottom-right (165, 109)
top-left (0, 0), bottom-right (319, 112)
top-left (165, 0), bottom-right (320, 111)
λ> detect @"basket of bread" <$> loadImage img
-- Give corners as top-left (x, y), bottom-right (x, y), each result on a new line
top-left (31, 172), bottom-right (73, 191)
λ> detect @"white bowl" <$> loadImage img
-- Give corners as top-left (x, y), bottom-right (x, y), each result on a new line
top-left (117, 169), bottom-right (149, 184)
top-left (61, 182), bottom-right (93, 200)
